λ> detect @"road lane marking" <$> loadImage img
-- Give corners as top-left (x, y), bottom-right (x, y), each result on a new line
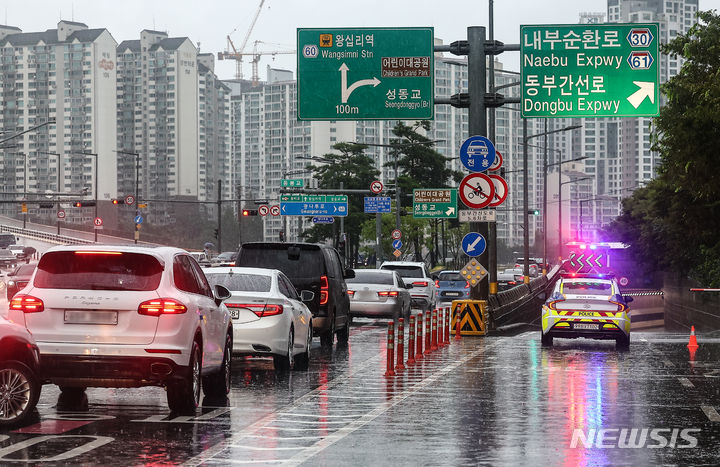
top-left (701, 405), bottom-right (720, 422)
top-left (662, 358), bottom-right (674, 367)
top-left (678, 377), bottom-right (694, 388)
top-left (229, 445), bottom-right (306, 451)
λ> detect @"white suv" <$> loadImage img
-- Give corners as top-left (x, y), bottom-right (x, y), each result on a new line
top-left (380, 261), bottom-right (436, 311)
top-left (8, 245), bottom-right (233, 413)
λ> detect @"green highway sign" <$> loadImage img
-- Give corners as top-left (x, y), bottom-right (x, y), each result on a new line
top-left (297, 27), bottom-right (434, 120)
top-left (413, 189), bottom-right (457, 219)
top-left (521, 23), bottom-right (659, 118)
top-left (280, 194), bottom-right (347, 203)
top-left (281, 179), bottom-right (304, 188)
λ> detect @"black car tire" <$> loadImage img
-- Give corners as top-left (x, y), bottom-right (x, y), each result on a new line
top-left (167, 340), bottom-right (201, 414)
top-left (336, 315), bottom-right (349, 346)
top-left (203, 333), bottom-right (232, 397)
top-left (295, 324), bottom-right (312, 370)
top-left (274, 328), bottom-right (294, 370)
top-left (616, 334), bottom-right (630, 350)
top-left (0, 361), bottom-right (40, 427)
top-left (320, 316), bottom-right (335, 348)
top-left (541, 332), bottom-right (553, 347)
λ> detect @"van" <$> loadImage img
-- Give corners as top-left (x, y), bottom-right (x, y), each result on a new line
top-left (0, 233), bottom-right (17, 249)
top-left (235, 242), bottom-right (354, 347)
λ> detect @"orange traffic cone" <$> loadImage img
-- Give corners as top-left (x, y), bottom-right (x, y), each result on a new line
top-left (687, 325), bottom-right (699, 350)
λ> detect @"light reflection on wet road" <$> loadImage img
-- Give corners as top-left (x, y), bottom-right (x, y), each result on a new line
top-left (2, 320), bottom-right (720, 466)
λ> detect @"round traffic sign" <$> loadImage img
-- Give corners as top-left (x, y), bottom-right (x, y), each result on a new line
top-left (460, 136), bottom-right (496, 172)
top-left (270, 205), bottom-right (281, 216)
top-left (619, 276), bottom-right (629, 287)
top-left (370, 180), bottom-right (383, 194)
top-left (392, 239), bottom-right (403, 250)
top-left (258, 205), bottom-right (269, 216)
top-left (94, 217), bottom-right (103, 227)
top-left (488, 150), bottom-right (503, 172)
top-left (391, 229), bottom-right (402, 240)
top-left (125, 195), bottom-right (135, 205)
top-left (459, 173), bottom-right (495, 209)
top-left (57, 210), bottom-right (65, 219)
top-left (461, 232), bottom-right (486, 257)
top-left (488, 174), bottom-right (508, 207)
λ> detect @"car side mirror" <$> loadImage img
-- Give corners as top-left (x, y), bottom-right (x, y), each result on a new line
top-left (343, 268), bottom-right (355, 279)
top-left (214, 284), bottom-right (232, 305)
top-left (301, 290), bottom-right (315, 302)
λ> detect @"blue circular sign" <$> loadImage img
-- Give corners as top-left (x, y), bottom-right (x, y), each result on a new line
top-left (461, 232), bottom-right (486, 257)
top-left (134, 215), bottom-right (143, 225)
top-left (392, 239), bottom-right (403, 250)
top-left (460, 136), bottom-right (496, 173)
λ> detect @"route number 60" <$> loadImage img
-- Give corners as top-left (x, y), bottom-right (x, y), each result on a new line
top-left (303, 44), bottom-right (318, 58)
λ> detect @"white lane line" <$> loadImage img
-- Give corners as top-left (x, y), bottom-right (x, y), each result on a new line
top-left (701, 405), bottom-right (720, 422)
top-left (240, 435), bottom-right (327, 441)
top-left (276, 413), bottom-right (361, 419)
top-left (662, 358), bottom-right (674, 367)
top-left (182, 353), bottom-right (383, 467)
top-left (283, 344), bottom-right (493, 466)
top-left (273, 419), bottom-right (355, 425)
top-left (229, 445), bottom-right (305, 451)
top-left (220, 459), bottom-right (289, 465)
top-left (678, 377), bottom-right (694, 388)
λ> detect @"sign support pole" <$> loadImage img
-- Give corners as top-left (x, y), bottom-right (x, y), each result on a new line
top-left (468, 26), bottom-right (488, 301)
top-left (487, 1), bottom-right (498, 295)
top-left (375, 212), bottom-right (382, 268)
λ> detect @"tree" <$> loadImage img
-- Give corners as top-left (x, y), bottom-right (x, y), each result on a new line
top-left (302, 143), bottom-right (380, 265)
top-left (605, 10), bottom-right (720, 286)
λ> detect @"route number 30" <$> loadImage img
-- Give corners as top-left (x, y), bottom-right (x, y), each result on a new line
top-left (303, 44), bottom-right (319, 58)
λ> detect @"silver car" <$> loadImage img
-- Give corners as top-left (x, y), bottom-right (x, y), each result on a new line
top-left (347, 269), bottom-right (411, 321)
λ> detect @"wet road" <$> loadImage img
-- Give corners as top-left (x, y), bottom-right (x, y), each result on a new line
top-left (3, 320), bottom-right (720, 465)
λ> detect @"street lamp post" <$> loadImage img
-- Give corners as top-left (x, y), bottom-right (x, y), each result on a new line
top-left (521, 123), bottom-right (582, 282)
top-left (559, 176), bottom-right (592, 258)
top-left (74, 151), bottom-right (98, 242)
top-left (115, 150), bottom-right (140, 244)
top-left (39, 151), bottom-right (64, 234)
top-left (18, 152), bottom-right (27, 229)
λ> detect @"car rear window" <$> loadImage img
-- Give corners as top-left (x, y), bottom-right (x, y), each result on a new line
top-left (562, 281), bottom-right (613, 294)
top-left (438, 272), bottom-right (463, 281)
top-left (237, 245), bottom-right (324, 278)
top-left (205, 272), bottom-right (271, 292)
top-left (347, 271), bottom-right (394, 285)
top-left (381, 265), bottom-right (424, 278)
top-left (11, 263), bottom-right (36, 276)
top-left (34, 251), bottom-right (163, 291)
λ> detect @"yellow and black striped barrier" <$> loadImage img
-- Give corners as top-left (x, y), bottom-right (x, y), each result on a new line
top-left (451, 300), bottom-right (488, 336)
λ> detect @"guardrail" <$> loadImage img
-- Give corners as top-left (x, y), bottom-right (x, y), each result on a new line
top-left (1, 224), bottom-right (94, 246)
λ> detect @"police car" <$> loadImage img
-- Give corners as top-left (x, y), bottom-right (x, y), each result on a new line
top-left (541, 273), bottom-right (633, 349)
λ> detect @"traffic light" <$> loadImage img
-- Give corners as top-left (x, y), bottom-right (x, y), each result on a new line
top-left (528, 209), bottom-right (540, 216)
top-left (38, 202), bottom-right (54, 209)
top-left (111, 198), bottom-right (125, 206)
top-left (242, 209), bottom-right (258, 216)
top-left (73, 200), bottom-right (96, 207)
top-left (279, 231), bottom-right (286, 242)
top-left (213, 228), bottom-right (218, 239)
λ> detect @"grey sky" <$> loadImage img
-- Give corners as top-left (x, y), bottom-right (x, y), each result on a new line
top-left (3, 0), bottom-right (716, 80)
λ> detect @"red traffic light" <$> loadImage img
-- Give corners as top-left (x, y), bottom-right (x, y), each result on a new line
top-left (242, 209), bottom-right (258, 216)
top-left (74, 201), bottom-right (82, 208)
top-left (112, 198), bottom-right (124, 205)
top-left (242, 209), bottom-right (250, 216)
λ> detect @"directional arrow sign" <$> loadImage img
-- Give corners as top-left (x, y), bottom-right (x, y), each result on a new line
top-left (461, 232), bottom-right (486, 258)
top-left (297, 28), bottom-right (434, 120)
top-left (413, 189), bottom-right (457, 219)
top-left (521, 23), bottom-right (659, 118)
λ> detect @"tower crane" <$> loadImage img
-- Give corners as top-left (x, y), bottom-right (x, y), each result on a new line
top-left (218, 0), bottom-right (266, 80)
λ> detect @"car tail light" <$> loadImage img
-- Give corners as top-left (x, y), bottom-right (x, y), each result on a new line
top-left (9, 294), bottom-right (44, 313)
top-left (609, 298), bottom-right (627, 313)
top-left (465, 282), bottom-right (470, 288)
top-left (74, 251), bottom-right (123, 255)
top-left (347, 290), bottom-right (355, 297)
top-left (508, 281), bottom-right (517, 285)
top-left (413, 281), bottom-right (428, 287)
top-left (435, 280), bottom-right (439, 288)
top-left (320, 275), bottom-right (329, 305)
top-left (138, 298), bottom-right (187, 316)
top-left (547, 298), bottom-right (565, 311)
top-left (378, 291), bottom-right (399, 297)
top-left (226, 303), bottom-right (283, 317)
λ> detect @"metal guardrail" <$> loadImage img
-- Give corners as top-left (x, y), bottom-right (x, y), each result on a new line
top-left (0, 224), bottom-right (94, 246)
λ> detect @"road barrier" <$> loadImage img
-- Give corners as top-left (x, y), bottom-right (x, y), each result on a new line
top-left (385, 321), bottom-right (395, 377)
top-left (444, 306), bottom-right (451, 344)
top-left (407, 315), bottom-right (416, 365)
top-left (431, 309), bottom-right (438, 351)
top-left (396, 318), bottom-right (405, 372)
top-left (415, 312), bottom-right (424, 360)
top-left (424, 311), bottom-right (432, 355)
top-left (451, 300), bottom-right (488, 336)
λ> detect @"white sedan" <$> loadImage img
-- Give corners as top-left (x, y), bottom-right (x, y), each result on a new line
top-left (203, 267), bottom-right (313, 371)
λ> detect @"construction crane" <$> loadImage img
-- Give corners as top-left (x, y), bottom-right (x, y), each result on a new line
top-left (218, 0), bottom-right (266, 80)
top-left (248, 41), bottom-right (295, 84)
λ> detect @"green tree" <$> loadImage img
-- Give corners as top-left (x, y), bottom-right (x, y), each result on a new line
top-left (302, 142), bottom-right (380, 265)
top-left (605, 10), bottom-right (720, 286)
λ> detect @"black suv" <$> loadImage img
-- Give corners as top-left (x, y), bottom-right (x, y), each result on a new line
top-left (235, 242), bottom-right (354, 347)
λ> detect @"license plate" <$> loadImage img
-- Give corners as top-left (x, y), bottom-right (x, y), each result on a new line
top-left (230, 309), bottom-right (240, 319)
top-left (573, 323), bottom-right (599, 330)
top-left (445, 292), bottom-right (461, 297)
top-left (64, 310), bottom-right (118, 325)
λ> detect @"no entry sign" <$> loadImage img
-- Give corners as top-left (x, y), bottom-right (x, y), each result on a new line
top-left (458, 173), bottom-right (495, 209)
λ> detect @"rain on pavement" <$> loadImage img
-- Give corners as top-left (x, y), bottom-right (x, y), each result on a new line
top-left (2, 314), bottom-right (720, 465)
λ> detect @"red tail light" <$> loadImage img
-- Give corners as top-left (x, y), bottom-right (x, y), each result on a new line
top-left (226, 303), bottom-right (283, 317)
top-left (378, 291), bottom-right (399, 297)
top-left (465, 282), bottom-right (470, 288)
top-left (10, 294), bottom-right (44, 313)
top-left (320, 275), bottom-right (329, 305)
top-left (508, 281), bottom-right (517, 285)
top-left (435, 280), bottom-right (439, 288)
top-left (347, 290), bottom-right (355, 297)
top-left (547, 298), bottom-right (565, 311)
top-left (138, 298), bottom-right (187, 316)
top-left (412, 281), bottom-right (428, 287)
top-left (609, 299), bottom-right (627, 313)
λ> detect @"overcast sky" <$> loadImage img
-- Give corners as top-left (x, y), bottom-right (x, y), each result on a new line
top-left (3, 0), bottom-right (716, 80)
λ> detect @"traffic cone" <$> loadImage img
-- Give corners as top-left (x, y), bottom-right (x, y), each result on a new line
top-left (687, 325), bottom-right (699, 350)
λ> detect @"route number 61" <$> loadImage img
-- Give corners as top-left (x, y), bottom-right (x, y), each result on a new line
top-left (303, 44), bottom-right (318, 58)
